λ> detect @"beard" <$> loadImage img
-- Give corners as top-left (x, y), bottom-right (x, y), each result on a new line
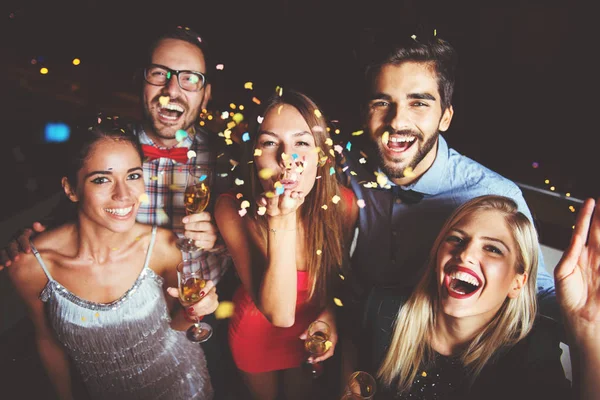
top-left (378, 130), bottom-right (439, 179)
top-left (142, 94), bottom-right (197, 141)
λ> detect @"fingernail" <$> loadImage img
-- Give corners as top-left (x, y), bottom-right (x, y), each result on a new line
top-left (187, 307), bottom-right (194, 313)
top-left (182, 217), bottom-right (188, 223)
top-left (199, 291), bottom-right (205, 298)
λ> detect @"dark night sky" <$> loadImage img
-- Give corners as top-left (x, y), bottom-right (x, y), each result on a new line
top-left (0, 0), bottom-right (595, 222)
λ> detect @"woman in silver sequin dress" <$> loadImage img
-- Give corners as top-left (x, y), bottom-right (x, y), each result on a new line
top-left (6, 123), bottom-right (216, 400)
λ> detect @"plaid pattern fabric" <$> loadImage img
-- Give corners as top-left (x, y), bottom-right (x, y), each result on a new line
top-left (134, 125), bottom-right (232, 284)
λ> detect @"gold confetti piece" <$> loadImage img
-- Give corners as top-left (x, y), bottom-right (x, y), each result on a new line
top-left (257, 206), bottom-right (266, 216)
top-left (357, 199), bottom-right (366, 208)
top-left (236, 193), bottom-right (244, 199)
top-left (338, 273), bottom-right (345, 280)
top-left (225, 139), bottom-right (233, 145)
top-left (215, 301), bottom-right (235, 319)
top-left (265, 191), bottom-right (276, 198)
top-left (281, 152), bottom-right (289, 160)
top-left (382, 131), bottom-right (390, 145)
top-left (324, 340), bottom-right (332, 351)
top-left (244, 81), bottom-right (253, 90)
top-left (403, 167), bottom-right (416, 178)
top-left (376, 174), bottom-right (388, 188)
top-left (321, 204), bottom-right (328, 210)
top-left (235, 178), bottom-right (244, 186)
top-left (227, 121), bottom-right (236, 129)
top-left (314, 109), bottom-right (322, 118)
top-left (159, 96), bottom-right (170, 106)
top-left (277, 104), bottom-right (284, 114)
top-left (252, 97), bottom-right (261, 105)
top-left (350, 171), bottom-right (357, 176)
top-left (325, 138), bottom-right (333, 146)
top-left (241, 200), bottom-right (250, 209)
top-left (333, 297), bottom-right (344, 307)
top-left (421, 371), bottom-right (427, 377)
top-left (81, 316), bottom-right (86, 322)
top-left (332, 195), bottom-right (341, 204)
top-left (276, 86), bottom-right (283, 96)
top-left (187, 150), bottom-right (197, 159)
top-left (316, 249), bottom-right (322, 255)
top-left (254, 149), bottom-right (263, 157)
top-left (95, 312), bottom-right (100, 318)
top-left (352, 130), bottom-right (364, 136)
top-left (139, 193), bottom-right (150, 204)
top-left (329, 149), bottom-right (335, 157)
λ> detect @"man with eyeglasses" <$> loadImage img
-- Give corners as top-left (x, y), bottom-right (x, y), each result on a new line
top-left (1, 26), bottom-right (237, 399)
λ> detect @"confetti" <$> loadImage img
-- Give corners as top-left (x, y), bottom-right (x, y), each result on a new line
top-left (241, 200), bottom-right (250, 209)
top-left (333, 297), bottom-right (344, 307)
top-left (254, 149), bottom-right (263, 157)
top-left (159, 96), bottom-right (170, 106)
top-left (72, 58), bottom-right (81, 66)
top-left (334, 145), bottom-right (343, 154)
top-left (275, 185), bottom-right (285, 195)
top-left (216, 64), bottom-right (224, 70)
top-left (227, 121), bottom-right (236, 130)
top-left (314, 109), bottom-right (322, 118)
top-left (382, 131), bottom-right (390, 145)
top-left (324, 340), bottom-right (332, 351)
top-left (220, 111), bottom-right (229, 119)
top-left (236, 193), bottom-right (244, 199)
top-left (275, 86), bottom-right (283, 96)
top-left (175, 130), bottom-right (188, 142)
top-left (242, 132), bottom-right (250, 142)
top-left (259, 168), bottom-right (274, 180)
top-left (316, 249), bottom-right (322, 255)
top-left (321, 204), bottom-right (328, 210)
top-left (357, 199), bottom-right (366, 208)
top-left (312, 125), bottom-right (324, 133)
top-left (215, 301), bottom-right (235, 319)
top-left (325, 138), bottom-right (333, 146)
top-left (238, 208), bottom-right (247, 217)
top-left (421, 371), bottom-right (427, 377)
top-left (187, 150), bottom-right (196, 159)
top-left (232, 113), bottom-right (244, 123)
top-left (40, 67), bottom-right (49, 75)
top-left (332, 195), bottom-right (341, 204)
top-left (252, 97), bottom-right (261, 105)
top-left (257, 206), bottom-right (266, 215)
top-left (359, 158), bottom-right (367, 164)
top-left (346, 142), bottom-right (352, 151)
top-left (403, 167), bottom-right (416, 178)
top-left (338, 273), bottom-right (345, 281)
top-left (329, 167), bottom-right (335, 175)
top-left (351, 130), bottom-right (364, 136)
top-left (376, 174), bottom-right (388, 188)
top-left (235, 178), bottom-right (244, 186)
top-left (94, 312), bottom-right (100, 318)
top-left (139, 193), bottom-right (150, 204)
top-left (244, 82), bottom-right (253, 90)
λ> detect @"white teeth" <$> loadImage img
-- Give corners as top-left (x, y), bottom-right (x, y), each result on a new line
top-left (161, 103), bottom-right (184, 112)
top-left (105, 206), bottom-right (133, 216)
top-left (389, 136), bottom-right (415, 143)
top-left (449, 271), bottom-right (480, 287)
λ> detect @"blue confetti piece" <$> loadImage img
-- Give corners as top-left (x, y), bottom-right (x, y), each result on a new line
top-left (346, 142), bottom-right (352, 151)
top-left (242, 132), bottom-right (250, 142)
top-left (292, 153), bottom-right (299, 160)
top-left (175, 129), bottom-right (188, 142)
top-left (329, 167), bottom-right (335, 175)
top-left (275, 186), bottom-right (285, 195)
top-left (198, 174), bottom-right (207, 182)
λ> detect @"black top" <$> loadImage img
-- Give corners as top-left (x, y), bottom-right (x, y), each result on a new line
top-left (362, 287), bottom-right (573, 400)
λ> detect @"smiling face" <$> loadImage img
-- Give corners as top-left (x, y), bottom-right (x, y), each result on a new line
top-left (142, 38), bottom-right (211, 147)
top-left (367, 61), bottom-right (453, 186)
top-left (65, 138), bottom-right (145, 233)
top-left (254, 104), bottom-right (319, 196)
top-left (436, 208), bottom-right (527, 323)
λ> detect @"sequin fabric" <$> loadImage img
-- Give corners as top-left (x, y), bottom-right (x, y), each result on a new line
top-left (31, 226), bottom-right (213, 400)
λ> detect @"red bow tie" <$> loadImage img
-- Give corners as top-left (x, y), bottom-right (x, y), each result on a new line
top-left (142, 144), bottom-right (189, 164)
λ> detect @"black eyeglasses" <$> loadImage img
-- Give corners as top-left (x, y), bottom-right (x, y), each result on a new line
top-left (144, 64), bottom-right (207, 92)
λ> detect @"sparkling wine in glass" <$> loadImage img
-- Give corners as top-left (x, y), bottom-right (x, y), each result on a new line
top-left (341, 371), bottom-right (377, 400)
top-left (304, 320), bottom-right (331, 379)
top-left (176, 164), bottom-right (212, 252)
top-left (177, 259), bottom-right (213, 343)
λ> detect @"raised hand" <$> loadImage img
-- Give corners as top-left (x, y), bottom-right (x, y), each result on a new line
top-left (554, 198), bottom-right (600, 346)
top-left (182, 211), bottom-right (218, 250)
top-left (0, 222), bottom-right (46, 270)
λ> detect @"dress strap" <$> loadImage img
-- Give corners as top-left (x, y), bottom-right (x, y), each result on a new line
top-left (29, 241), bottom-right (54, 282)
top-left (142, 226), bottom-right (158, 270)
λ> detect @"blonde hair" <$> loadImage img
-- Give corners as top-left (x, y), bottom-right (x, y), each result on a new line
top-left (378, 195), bottom-right (539, 393)
top-left (243, 90), bottom-right (345, 307)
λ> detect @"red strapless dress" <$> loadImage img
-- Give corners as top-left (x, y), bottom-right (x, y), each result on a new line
top-left (228, 271), bottom-right (321, 373)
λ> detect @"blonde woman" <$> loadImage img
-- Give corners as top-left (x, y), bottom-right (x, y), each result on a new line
top-left (215, 90), bottom-right (357, 399)
top-left (364, 195), bottom-right (599, 399)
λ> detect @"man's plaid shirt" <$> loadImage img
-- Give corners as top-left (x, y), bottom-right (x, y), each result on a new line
top-left (134, 125), bottom-right (233, 284)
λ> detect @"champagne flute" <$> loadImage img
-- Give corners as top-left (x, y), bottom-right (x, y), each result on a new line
top-left (341, 371), bottom-right (377, 400)
top-left (304, 320), bottom-right (331, 379)
top-left (177, 259), bottom-right (213, 343)
top-left (176, 164), bottom-right (212, 252)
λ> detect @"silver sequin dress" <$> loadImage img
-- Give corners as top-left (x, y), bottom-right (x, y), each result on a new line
top-left (31, 226), bottom-right (213, 400)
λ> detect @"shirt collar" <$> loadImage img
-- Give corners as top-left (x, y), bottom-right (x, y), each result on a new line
top-left (136, 125), bottom-right (195, 149)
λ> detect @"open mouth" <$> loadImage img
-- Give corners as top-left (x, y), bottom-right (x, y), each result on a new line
top-left (384, 135), bottom-right (416, 153)
top-left (445, 267), bottom-right (482, 299)
top-left (158, 103), bottom-right (184, 122)
top-left (104, 205), bottom-right (134, 218)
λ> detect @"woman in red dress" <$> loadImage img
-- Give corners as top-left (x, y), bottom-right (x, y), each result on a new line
top-left (215, 90), bottom-right (357, 399)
